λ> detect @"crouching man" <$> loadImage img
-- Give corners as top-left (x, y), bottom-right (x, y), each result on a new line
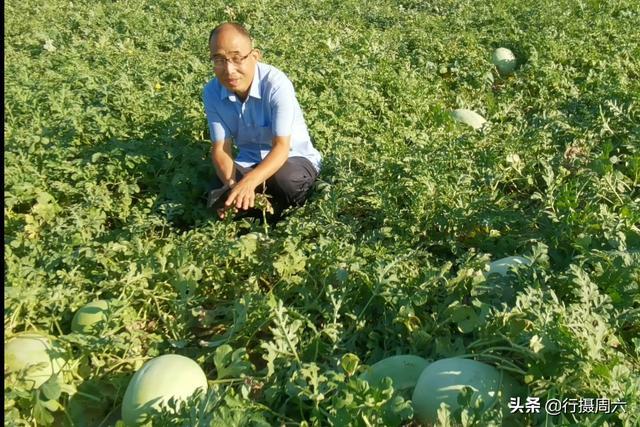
top-left (203, 22), bottom-right (322, 221)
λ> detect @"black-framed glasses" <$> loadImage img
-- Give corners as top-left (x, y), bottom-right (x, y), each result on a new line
top-left (211, 50), bottom-right (254, 68)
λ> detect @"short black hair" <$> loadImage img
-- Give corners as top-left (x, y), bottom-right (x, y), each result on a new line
top-left (208, 22), bottom-right (252, 45)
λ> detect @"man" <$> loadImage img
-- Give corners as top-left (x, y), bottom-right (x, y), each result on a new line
top-left (202, 22), bottom-right (322, 221)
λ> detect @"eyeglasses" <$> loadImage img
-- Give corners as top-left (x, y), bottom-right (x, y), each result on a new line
top-left (211, 50), bottom-right (254, 68)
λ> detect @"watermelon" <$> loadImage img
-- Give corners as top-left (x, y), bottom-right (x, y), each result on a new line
top-left (412, 357), bottom-right (519, 423)
top-left (5, 333), bottom-right (66, 390)
top-left (486, 256), bottom-right (532, 277)
top-left (360, 355), bottom-right (429, 392)
top-left (451, 109), bottom-right (487, 130)
top-left (71, 299), bottom-right (110, 334)
top-left (492, 48), bottom-right (517, 75)
top-left (121, 354), bottom-right (208, 426)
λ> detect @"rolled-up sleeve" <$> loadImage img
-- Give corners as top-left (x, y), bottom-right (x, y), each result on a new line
top-left (203, 88), bottom-right (230, 143)
top-left (271, 79), bottom-right (296, 137)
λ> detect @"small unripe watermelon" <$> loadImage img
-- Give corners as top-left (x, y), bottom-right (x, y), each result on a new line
top-left (492, 48), bottom-right (517, 75)
top-left (360, 355), bottom-right (429, 391)
top-left (4, 333), bottom-right (66, 389)
top-left (412, 357), bottom-right (519, 423)
top-left (486, 256), bottom-right (532, 277)
top-left (71, 300), bottom-right (110, 334)
top-left (121, 354), bottom-right (208, 426)
top-left (451, 109), bottom-right (487, 130)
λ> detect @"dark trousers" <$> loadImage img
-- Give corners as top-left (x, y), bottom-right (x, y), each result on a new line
top-left (209, 156), bottom-right (319, 220)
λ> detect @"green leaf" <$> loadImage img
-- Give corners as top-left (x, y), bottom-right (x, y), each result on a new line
top-left (449, 305), bottom-right (481, 334)
top-left (39, 377), bottom-right (62, 401)
top-left (33, 400), bottom-right (55, 425)
top-left (40, 398), bottom-right (62, 412)
top-left (214, 345), bottom-right (253, 380)
top-left (340, 353), bottom-right (360, 376)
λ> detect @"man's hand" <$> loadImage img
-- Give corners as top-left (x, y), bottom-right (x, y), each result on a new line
top-left (222, 136), bottom-right (290, 214)
top-left (214, 136), bottom-right (290, 219)
top-left (224, 177), bottom-right (260, 211)
top-left (214, 179), bottom-right (237, 219)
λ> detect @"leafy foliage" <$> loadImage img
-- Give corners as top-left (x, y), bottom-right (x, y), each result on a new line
top-left (4, 0), bottom-right (639, 425)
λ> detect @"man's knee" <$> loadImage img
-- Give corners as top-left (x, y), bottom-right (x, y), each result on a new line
top-left (271, 169), bottom-right (301, 195)
top-left (269, 159), bottom-right (317, 204)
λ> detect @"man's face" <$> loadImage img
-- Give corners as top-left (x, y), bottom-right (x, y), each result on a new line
top-left (209, 30), bottom-right (259, 99)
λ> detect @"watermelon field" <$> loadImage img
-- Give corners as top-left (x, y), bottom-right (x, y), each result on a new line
top-left (4, 0), bottom-right (640, 425)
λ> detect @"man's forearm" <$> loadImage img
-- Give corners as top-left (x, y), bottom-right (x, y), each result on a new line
top-left (211, 146), bottom-right (236, 184)
top-left (242, 139), bottom-right (290, 186)
top-left (221, 137), bottom-right (292, 211)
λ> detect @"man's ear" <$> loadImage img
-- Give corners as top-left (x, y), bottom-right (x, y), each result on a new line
top-left (253, 49), bottom-right (263, 61)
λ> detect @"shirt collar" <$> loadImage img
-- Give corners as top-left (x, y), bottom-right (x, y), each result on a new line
top-left (219, 63), bottom-right (262, 102)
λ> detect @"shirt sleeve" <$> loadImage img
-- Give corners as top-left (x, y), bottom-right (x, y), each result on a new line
top-left (202, 86), bottom-right (230, 143)
top-left (271, 78), bottom-right (297, 137)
